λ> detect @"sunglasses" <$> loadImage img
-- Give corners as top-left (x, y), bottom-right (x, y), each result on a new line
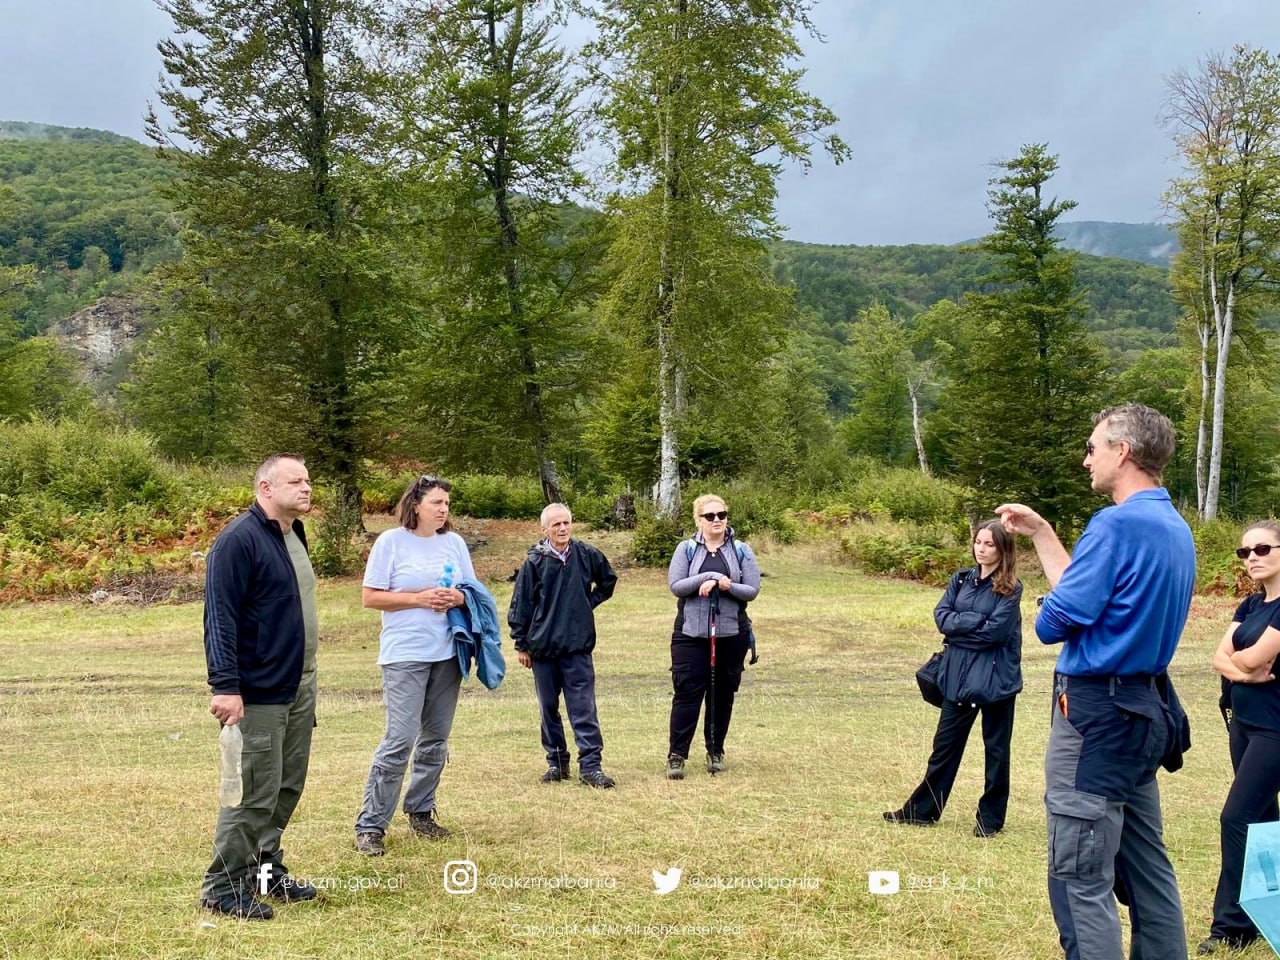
top-left (1237, 544), bottom-right (1280, 559)
top-left (700, 511), bottom-right (728, 522)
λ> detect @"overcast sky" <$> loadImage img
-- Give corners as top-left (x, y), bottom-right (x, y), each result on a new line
top-left (3, 0), bottom-right (1279, 245)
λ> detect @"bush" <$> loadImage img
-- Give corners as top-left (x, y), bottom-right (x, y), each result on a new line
top-left (839, 524), bottom-right (969, 586)
top-left (1192, 515), bottom-right (1254, 596)
top-left (633, 515), bottom-right (686, 567)
top-left (846, 467), bottom-right (974, 525)
top-left (309, 494), bottom-right (363, 578)
top-left (0, 419), bottom-right (245, 600)
top-left (449, 474), bottom-right (545, 519)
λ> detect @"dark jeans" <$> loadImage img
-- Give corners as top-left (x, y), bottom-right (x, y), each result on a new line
top-left (901, 695), bottom-right (1015, 831)
top-left (1045, 674), bottom-right (1184, 960)
top-left (1210, 719), bottom-right (1280, 943)
top-left (668, 632), bottom-right (749, 759)
top-left (531, 651), bottom-right (604, 772)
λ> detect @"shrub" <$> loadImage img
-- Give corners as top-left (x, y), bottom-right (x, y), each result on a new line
top-left (839, 524), bottom-right (969, 586)
top-left (309, 494), bottom-right (364, 578)
top-left (633, 515), bottom-right (686, 567)
top-left (1193, 515), bottom-right (1255, 596)
top-left (449, 474), bottom-right (545, 519)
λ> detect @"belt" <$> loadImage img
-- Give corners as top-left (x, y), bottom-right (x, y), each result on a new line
top-left (1056, 672), bottom-right (1157, 690)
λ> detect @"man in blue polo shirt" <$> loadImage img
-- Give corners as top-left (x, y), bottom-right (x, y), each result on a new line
top-left (998, 403), bottom-right (1195, 960)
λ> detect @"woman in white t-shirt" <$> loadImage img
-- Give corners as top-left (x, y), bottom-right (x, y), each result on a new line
top-left (354, 476), bottom-right (473, 856)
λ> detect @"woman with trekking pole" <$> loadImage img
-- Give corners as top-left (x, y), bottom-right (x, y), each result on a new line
top-left (665, 494), bottom-right (761, 780)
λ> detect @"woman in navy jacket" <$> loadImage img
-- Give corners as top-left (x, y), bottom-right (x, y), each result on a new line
top-left (884, 519), bottom-right (1023, 837)
top-left (1201, 521), bottom-right (1280, 955)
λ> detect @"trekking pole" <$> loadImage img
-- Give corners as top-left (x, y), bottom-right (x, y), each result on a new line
top-left (708, 586), bottom-right (719, 774)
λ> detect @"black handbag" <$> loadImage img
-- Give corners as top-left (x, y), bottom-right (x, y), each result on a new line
top-left (916, 650), bottom-right (945, 707)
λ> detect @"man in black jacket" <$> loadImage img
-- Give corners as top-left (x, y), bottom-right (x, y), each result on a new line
top-left (200, 453), bottom-right (320, 920)
top-left (509, 504), bottom-right (618, 788)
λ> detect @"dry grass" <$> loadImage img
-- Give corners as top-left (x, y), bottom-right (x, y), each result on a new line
top-left (0, 523), bottom-right (1263, 958)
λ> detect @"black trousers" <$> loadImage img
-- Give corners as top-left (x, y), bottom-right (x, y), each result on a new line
top-left (668, 632), bottom-right (749, 759)
top-left (901, 695), bottom-right (1016, 831)
top-left (1210, 719), bottom-right (1280, 942)
top-left (531, 652), bottom-right (604, 772)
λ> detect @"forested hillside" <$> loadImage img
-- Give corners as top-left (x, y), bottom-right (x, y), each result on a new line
top-left (0, 131), bottom-right (178, 334)
top-left (772, 241), bottom-right (1180, 364)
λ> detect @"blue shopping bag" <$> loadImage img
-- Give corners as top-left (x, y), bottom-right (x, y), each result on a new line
top-left (1241, 822), bottom-right (1280, 955)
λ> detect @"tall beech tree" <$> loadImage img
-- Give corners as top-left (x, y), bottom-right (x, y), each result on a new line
top-left (394, 0), bottom-right (600, 502)
top-left (586, 0), bottom-right (847, 519)
top-left (149, 0), bottom-right (415, 519)
top-left (1165, 45), bottom-right (1280, 519)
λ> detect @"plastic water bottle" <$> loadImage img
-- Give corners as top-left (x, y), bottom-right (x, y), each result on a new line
top-left (219, 724), bottom-right (243, 807)
top-left (438, 563), bottom-right (456, 589)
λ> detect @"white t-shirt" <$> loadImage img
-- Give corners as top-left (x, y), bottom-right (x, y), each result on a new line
top-left (363, 527), bottom-right (475, 665)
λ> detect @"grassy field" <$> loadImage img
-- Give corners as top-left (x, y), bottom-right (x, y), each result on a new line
top-left (0, 520), bottom-right (1264, 959)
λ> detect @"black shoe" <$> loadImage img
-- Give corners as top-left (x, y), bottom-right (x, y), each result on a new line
top-left (666, 756), bottom-right (686, 780)
top-left (264, 872), bottom-right (317, 902)
top-left (706, 752), bottom-right (726, 774)
top-left (355, 832), bottom-right (386, 856)
top-left (540, 764), bottom-right (571, 783)
top-left (408, 810), bottom-right (451, 839)
top-left (973, 822), bottom-right (1002, 838)
top-left (579, 769), bottom-right (616, 788)
top-left (1197, 934), bottom-right (1257, 955)
top-left (883, 809), bottom-right (934, 827)
top-left (200, 890), bottom-right (274, 920)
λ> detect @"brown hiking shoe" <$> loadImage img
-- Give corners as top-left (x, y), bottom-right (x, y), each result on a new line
top-left (408, 810), bottom-right (450, 840)
top-left (355, 832), bottom-right (386, 856)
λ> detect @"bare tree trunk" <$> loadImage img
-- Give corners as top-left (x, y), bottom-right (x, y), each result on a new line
top-left (908, 377), bottom-right (930, 475)
top-left (1195, 319), bottom-right (1210, 517)
top-left (652, 0), bottom-right (687, 522)
top-left (1204, 275), bottom-right (1235, 521)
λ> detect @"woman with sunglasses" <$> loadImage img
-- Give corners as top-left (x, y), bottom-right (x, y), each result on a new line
top-left (665, 494), bottom-right (761, 779)
top-left (883, 519), bottom-right (1023, 837)
top-left (353, 476), bottom-right (473, 856)
top-left (1201, 522), bottom-right (1280, 954)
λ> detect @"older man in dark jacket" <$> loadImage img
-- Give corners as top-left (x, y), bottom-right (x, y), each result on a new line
top-left (508, 503), bottom-right (618, 788)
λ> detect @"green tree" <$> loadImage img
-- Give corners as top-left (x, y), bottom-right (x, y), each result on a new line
top-left (586, 0), bottom-right (848, 519)
top-left (840, 302), bottom-right (912, 464)
top-left (148, 0), bottom-right (416, 523)
top-left (394, 0), bottom-right (601, 502)
top-left (931, 145), bottom-right (1106, 527)
top-left (1165, 45), bottom-right (1280, 519)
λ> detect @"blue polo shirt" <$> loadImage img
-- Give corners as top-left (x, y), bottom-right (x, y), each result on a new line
top-left (1036, 487), bottom-right (1195, 677)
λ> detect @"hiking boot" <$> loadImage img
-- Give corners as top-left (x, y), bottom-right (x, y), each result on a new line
top-left (200, 890), bottom-right (274, 921)
top-left (540, 764), bottom-right (571, 783)
top-left (263, 872), bottom-right (317, 902)
top-left (355, 832), bottom-right (386, 857)
top-left (1197, 934), bottom-right (1256, 955)
top-left (666, 756), bottom-right (686, 780)
top-left (973, 822), bottom-right (1002, 838)
top-left (707, 752), bottom-right (726, 774)
top-left (882, 809), bottom-right (935, 827)
top-left (408, 810), bottom-right (451, 840)
top-left (579, 769), bottom-right (616, 789)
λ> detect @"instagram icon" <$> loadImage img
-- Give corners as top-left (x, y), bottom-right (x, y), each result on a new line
top-left (444, 859), bottom-right (478, 895)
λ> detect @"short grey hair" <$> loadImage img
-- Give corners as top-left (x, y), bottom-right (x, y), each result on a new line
top-left (1094, 404), bottom-right (1176, 480)
top-left (540, 502), bottom-right (572, 525)
top-left (254, 453), bottom-right (305, 486)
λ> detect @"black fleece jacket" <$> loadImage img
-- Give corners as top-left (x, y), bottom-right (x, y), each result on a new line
top-left (508, 540), bottom-right (617, 659)
top-left (203, 502), bottom-right (308, 705)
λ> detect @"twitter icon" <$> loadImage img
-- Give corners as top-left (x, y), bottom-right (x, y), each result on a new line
top-left (652, 867), bottom-right (682, 895)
